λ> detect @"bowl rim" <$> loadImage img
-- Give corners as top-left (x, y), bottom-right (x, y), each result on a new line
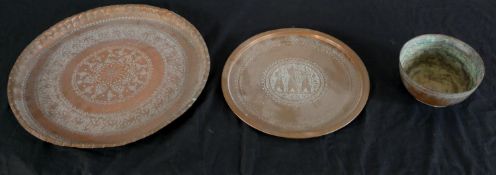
top-left (399, 34), bottom-right (485, 97)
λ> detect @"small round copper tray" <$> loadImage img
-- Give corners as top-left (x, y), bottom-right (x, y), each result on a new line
top-left (222, 28), bottom-right (369, 138)
top-left (7, 5), bottom-right (210, 148)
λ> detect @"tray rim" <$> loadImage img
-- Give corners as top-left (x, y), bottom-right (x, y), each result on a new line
top-left (221, 28), bottom-right (370, 139)
top-left (7, 4), bottom-right (210, 148)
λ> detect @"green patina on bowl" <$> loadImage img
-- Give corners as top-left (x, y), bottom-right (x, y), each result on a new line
top-left (399, 34), bottom-right (484, 107)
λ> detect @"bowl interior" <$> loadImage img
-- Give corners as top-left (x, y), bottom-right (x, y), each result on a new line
top-left (400, 35), bottom-right (484, 94)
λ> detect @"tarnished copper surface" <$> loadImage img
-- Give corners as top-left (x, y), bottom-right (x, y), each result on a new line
top-left (222, 28), bottom-right (369, 138)
top-left (399, 34), bottom-right (484, 107)
top-left (7, 5), bottom-right (210, 148)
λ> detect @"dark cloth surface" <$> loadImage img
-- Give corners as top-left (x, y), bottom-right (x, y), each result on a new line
top-left (1, 0), bottom-right (496, 174)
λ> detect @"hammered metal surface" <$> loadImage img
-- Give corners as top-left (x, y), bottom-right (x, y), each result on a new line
top-left (222, 28), bottom-right (369, 138)
top-left (7, 5), bottom-right (210, 148)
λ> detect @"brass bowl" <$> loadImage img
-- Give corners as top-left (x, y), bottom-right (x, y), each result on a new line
top-left (399, 34), bottom-right (484, 107)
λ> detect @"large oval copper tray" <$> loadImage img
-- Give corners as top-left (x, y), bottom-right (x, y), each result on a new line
top-left (7, 5), bottom-right (210, 148)
top-left (222, 28), bottom-right (369, 138)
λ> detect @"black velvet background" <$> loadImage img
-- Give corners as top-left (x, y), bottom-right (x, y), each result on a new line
top-left (1, 0), bottom-right (496, 174)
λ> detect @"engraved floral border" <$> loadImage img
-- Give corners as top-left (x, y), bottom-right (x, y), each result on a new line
top-left (7, 4), bottom-right (210, 148)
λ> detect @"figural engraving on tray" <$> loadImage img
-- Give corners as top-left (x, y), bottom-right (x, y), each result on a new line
top-left (262, 58), bottom-right (326, 105)
top-left (234, 35), bottom-right (355, 131)
top-left (72, 46), bottom-right (153, 104)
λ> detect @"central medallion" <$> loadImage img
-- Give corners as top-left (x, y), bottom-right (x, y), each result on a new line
top-left (262, 58), bottom-right (326, 105)
top-left (72, 45), bottom-right (153, 104)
